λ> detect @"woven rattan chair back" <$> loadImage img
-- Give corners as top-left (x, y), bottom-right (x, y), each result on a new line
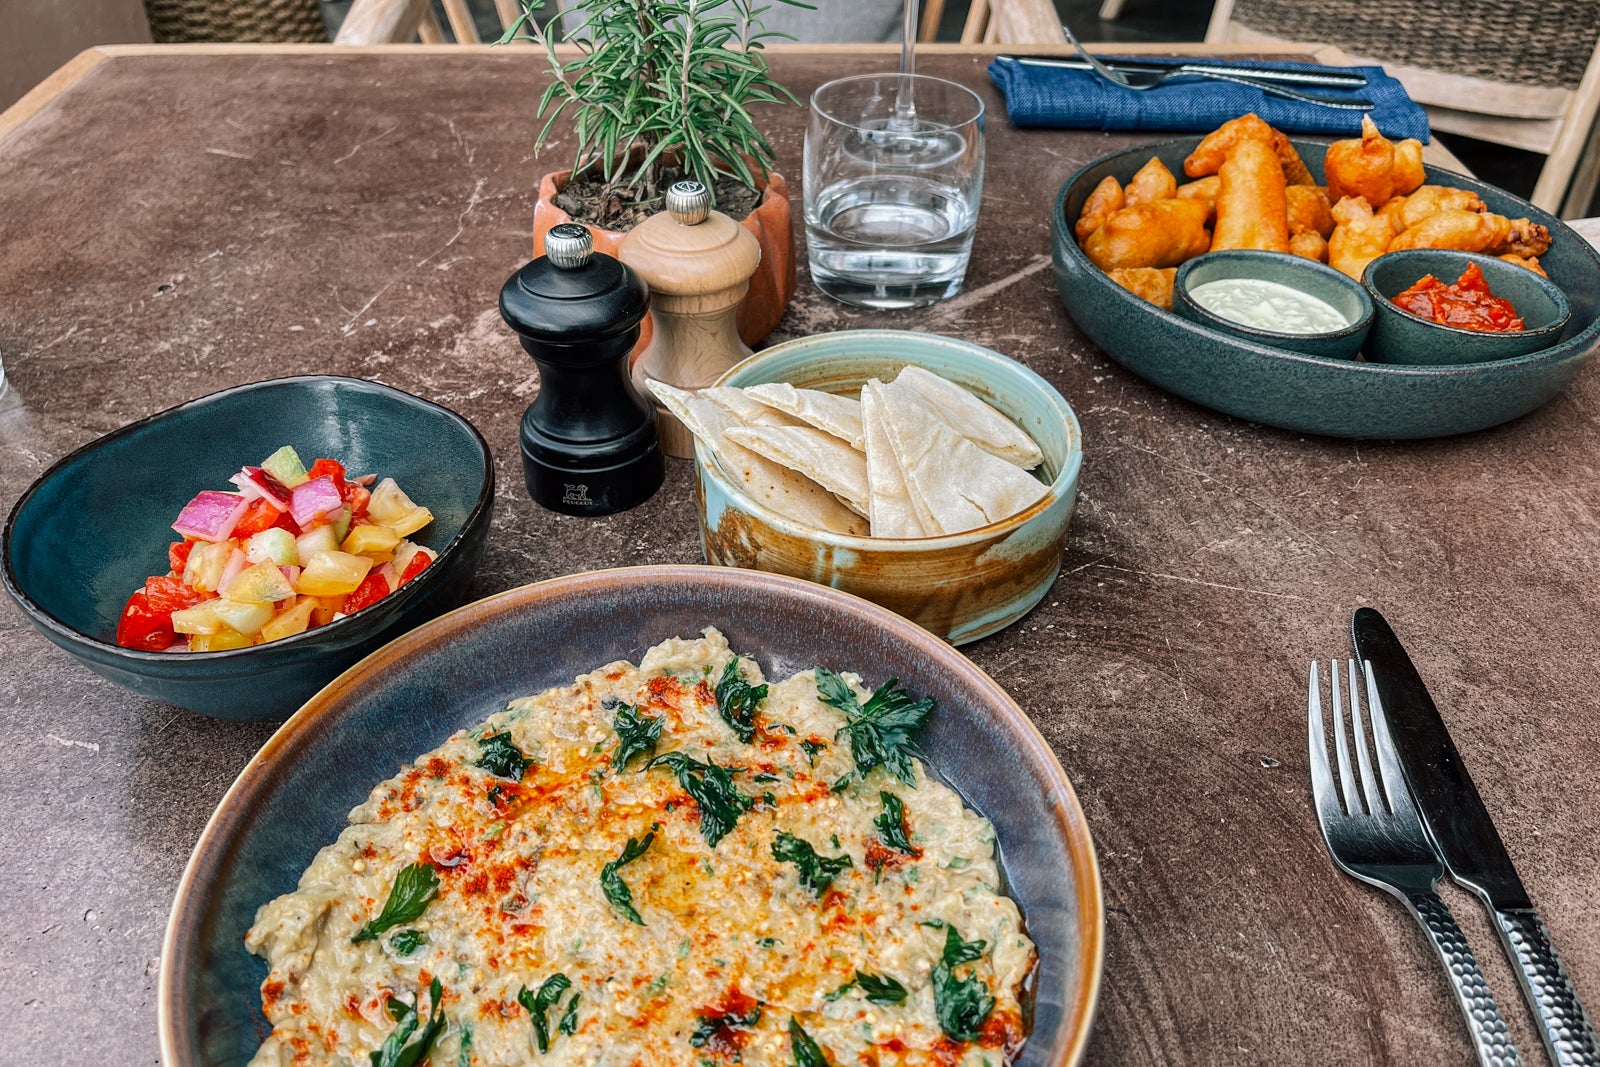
top-left (1205, 0), bottom-right (1600, 217)
top-left (145, 0), bottom-right (326, 42)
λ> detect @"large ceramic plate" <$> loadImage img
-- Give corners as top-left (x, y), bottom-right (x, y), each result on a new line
top-left (1052, 137), bottom-right (1600, 438)
top-left (159, 565), bottom-right (1104, 1066)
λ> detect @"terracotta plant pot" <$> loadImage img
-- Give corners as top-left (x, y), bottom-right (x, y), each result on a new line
top-left (533, 163), bottom-right (796, 350)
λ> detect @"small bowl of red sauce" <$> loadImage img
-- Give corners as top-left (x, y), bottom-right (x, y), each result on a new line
top-left (1362, 250), bottom-right (1571, 366)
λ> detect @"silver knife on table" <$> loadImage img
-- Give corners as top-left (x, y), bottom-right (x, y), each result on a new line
top-left (994, 54), bottom-right (1370, 88)
top-left (1353, 607), bottom-right (1600, 1067)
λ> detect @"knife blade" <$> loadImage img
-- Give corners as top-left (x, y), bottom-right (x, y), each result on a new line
top-left (1353, 607), bottom-right (1599, 1067)
top-left (996, 54), bottom-right (1369, 89)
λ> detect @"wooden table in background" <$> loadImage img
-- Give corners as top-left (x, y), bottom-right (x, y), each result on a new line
top-left (0, 44), bottom-right (1587, 1067)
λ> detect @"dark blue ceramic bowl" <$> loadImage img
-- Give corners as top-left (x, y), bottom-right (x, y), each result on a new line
top-left (2, 376), bottom-right (493, 721)
top-left (159, 566), bottom-right (1104, 1067)
top-left (1053, 137), bottom-right (1600, 439)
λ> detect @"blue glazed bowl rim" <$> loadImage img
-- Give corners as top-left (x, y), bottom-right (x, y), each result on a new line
top-left (1360, 248), bottom-right (1573, 342)
top-left (157, 564), bottom-right (1105, 1067)
top-left (0, 374), bottom-right (495, 663)
top-left (1174, 249), bottom-right (1376, 343)
top-left (1053, 136), bottom-right (1600, 377)
top-left (704, 329), bottom-right (1084, 549)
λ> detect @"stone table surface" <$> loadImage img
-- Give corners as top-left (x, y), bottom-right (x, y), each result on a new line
top-left (2, 43), bottom-right (1598, 1067)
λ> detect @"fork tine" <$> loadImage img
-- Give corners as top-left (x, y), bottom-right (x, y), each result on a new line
top-left (1364, 659), bottom-right (1421, 818)
top-left (1307, 661), bottom-right (1343, 821)
top-left (1346, 658), bottom-right (1386, 816)
top-left (1329, 660), bottom-right (1363, 814)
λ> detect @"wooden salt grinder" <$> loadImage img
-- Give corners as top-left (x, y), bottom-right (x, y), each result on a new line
top-left (620, 180), bottom-right (762, 458)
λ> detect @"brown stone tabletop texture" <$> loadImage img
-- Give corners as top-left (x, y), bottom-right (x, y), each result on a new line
top-left (1, 46), bottom-right (1597, 1066)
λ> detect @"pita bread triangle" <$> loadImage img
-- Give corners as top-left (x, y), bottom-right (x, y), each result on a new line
top-left (860, 380), bottom-right (927, 538)
top-left (893, 364), bottom-right (1044, 470)
top-left (742, 382), bottom-right (866, 450)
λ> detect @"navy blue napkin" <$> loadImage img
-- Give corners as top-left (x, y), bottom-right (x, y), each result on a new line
top-left (988, 57), bottom-right (1430, 142)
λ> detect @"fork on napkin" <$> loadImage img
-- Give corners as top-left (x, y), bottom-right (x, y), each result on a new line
top-left (988, 56), bottom-right (1430, 141)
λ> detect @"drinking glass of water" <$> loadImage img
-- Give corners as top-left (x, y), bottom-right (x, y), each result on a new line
top-left (804, 73), bottom-right (985, 310)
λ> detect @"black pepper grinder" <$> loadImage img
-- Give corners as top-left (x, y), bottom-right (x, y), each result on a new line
top-left (499, 223), bottom-right (664, 516)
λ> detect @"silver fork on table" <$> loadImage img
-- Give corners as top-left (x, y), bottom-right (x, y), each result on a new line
top-left (1309, 658), bottom-right (1523, 1067)
top-left (1059, 23), bottom-right (1373, 110)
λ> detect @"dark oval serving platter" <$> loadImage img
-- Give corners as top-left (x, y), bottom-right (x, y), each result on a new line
top-left (1051, 136), bottom-right (1600, 439)
top-left (158, 566), bottom-right (1104, 1067)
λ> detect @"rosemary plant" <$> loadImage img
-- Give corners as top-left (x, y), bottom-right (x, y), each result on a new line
top-left (500, 0), bottom-right (810, 202)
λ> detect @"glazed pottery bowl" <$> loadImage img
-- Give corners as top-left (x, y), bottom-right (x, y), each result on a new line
top-left (1175, 249), bottom-right (1374, 359)
top-left (160, 566), bottom-right (1103, 1067)
top-left (698, 329), bottom-right (1083, 645)
top-left (1052, 136), bottom-right (1600, 438)
top-left (2, 376), bottom-right (493, 721)
top-left (1361, 249), bottom-right (1571, 365)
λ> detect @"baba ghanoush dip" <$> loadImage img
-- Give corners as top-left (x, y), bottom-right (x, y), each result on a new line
top-left (245, 628), bottom-right (1036, 1067)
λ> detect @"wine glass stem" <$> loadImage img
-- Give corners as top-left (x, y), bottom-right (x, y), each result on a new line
top-left (891, 0), bottom-right (919, 130)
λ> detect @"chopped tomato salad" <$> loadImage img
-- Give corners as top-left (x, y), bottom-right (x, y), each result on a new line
top-left (1394, 263), bottom-right (1526, 332)
top-left (114, 445), bottom-right (436, 652)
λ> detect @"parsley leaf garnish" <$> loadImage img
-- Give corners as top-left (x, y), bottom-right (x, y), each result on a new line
top-left (932, 924), bottom-right (994, 1042)
top-left (600, 832), bottom-right (654, 925)
top-left (474, 731), bottom-right (531, 781)
top-left (559, 992), bottom-right (581, 1036)
top-left (387, 928), bottom-right (426, 956)
top-left (788, 1017), bottom-right (834, 1067)
top-left (772, 831), bottom-right (853, 896)
top-left (353, 862), bottom-right (440, 943)
top-left (715, 657), bottom-right (768, 743)
top-left (611, 702), bottom-right (662, 771)
top-left (649, 752), bottom-right (753, 846)
top-left (800, 739), bottom-right (827, 765)
top-left (814, 668), bottom-right (933, 788)
top-left (369, 976), bottom-right (445, 1067)
top-left (826, 970), bottom-right (908, 1005)
top-left (874, 791), bottom-right (914, 853)
top-left (518, 973), bottom-right (574, 1053)
top-left (690, 1004), bottom-right (762, 1047)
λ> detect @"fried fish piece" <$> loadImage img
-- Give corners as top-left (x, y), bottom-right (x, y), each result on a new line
top-left (1499, 254), bottom-right (1548, 277)
top-left (1082, 198), bottom-right (1213, 270)
top-left (1328, 195), bottom-right (1394, 279)
top-left (1391, 185), bottom-right (1485, 229)
top-left (1183, 113), bottom-right (1314, 184)
top-left (1076, 175), bottom-right (1125, 244)
top-left (1389, 207), bottom-right (1512, 253)
top-left (1109, 266), bottom-right (1178, 309)
top-left (1176, 175), bottom-right (1221, 225)
top-left (1125, 156), bottom-right (1178, 205)
top-left (1286, 185), bottom-right (1335, 239)
top-left (1324, 115), bottom-right (1426, 204)
top-left (1212, 138), bottom-right (1290, 253)
top-left (1289, 231), bottom-right (1330, 264)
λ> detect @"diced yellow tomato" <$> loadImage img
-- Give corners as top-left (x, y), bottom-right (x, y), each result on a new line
top-left (296, 550), bottom-right (373, 596)
top-left (223, 561), bottom-right (296, 604)
top-left (342, 524), bottom-right (401, 557)
top-left (308, 596), bottom-right (344, 627)
top-left (259, 597), bottom-right (317, 642)
top-left (190, 628), bottom-right (255, 652)
top-left (172, 602), bottom-right (224, 635)
top-left (182, 541), bottom-right (233, 593)
top-left (381, 505), bottom-right (434, 538)
top-left (209, 598), bottom-right (274, 636)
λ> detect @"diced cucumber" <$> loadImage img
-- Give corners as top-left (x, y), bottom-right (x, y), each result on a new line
top-left (246, 527), bottom-right (299, 567)
top-left (223, 561), bottom-right (296, 604)
top-left (297, 550), bottom-right (374, 596)
top-left (261, 445), bottom-right (309, 488)
top-left (295, 525), bottom-right (340, 566)
top-left (331, 505), bottom-right (353, 544)
top-left (209, 598), bottom-right (275, 636)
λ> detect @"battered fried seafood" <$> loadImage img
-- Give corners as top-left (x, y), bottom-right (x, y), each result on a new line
top-left (1324, 115), bottom-right (1425, 205)
top-left (1286, 185), bottom-right (1335, 239)
top-left (1126, 157), bottom-right (1178, 205)
top-left (1184, 113), bottom-right (1314, 185)
top-left (1075, 175), bottom-right (1124, 244)
top-left (1109, 267), bottom-right (1177, 309)
top-left (1212, 139), bottom-right (1290, 253)
top-left (1082, 198), bottom-right (1212, 270)
top-left (1328, 196), bottom-right (1395, 280)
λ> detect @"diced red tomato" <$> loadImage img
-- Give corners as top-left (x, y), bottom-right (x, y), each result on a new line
top-left (168, 540), bottom-right (195, 575)
top-left (341, 571), bottom-right (390, 615)
top-left (116, 592), bottom-right (177, 651)
top-left (345, 483), bottom-right (371, 524)
top-left (232, 498), bottom-right (284, 538)
top-left (399, 549), bottom-right (433, 586)
top-left (142, 575), bottom-right (204, 615)
top-left (309, 458), bottom-right (348, 497)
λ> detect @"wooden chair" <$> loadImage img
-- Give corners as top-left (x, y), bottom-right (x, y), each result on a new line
top-left (1205, 0), bottom-right (1600, 218)
top-left (336, 0), bottom-right (1065, 46)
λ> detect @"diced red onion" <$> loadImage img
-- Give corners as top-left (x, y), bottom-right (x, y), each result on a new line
top-left (352, 473), bottom-right (377, 487)
top-left (218, 548), bottom-right (248, 593)
top-left (230, 466), bottom-right (293, 511)
top-left (290, 476), bottom-right (343, 528)
top-left (280, 565), bottom-right (301, 585)
top-left (172, 491), bottom-right (250, 542)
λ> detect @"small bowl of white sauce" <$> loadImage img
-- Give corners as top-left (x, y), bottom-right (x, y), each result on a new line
top-left (1175, 250), bottom-right (1374, 360)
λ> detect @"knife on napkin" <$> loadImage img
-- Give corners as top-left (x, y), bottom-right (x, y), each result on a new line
top-left (1353, 607), bottom-right (1599, 1067)
top-left (995, 54), bottom-right (1370, 89)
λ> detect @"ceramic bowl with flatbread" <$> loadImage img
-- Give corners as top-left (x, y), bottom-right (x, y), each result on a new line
top-left (693, 329), bottom-right (1082, 644)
